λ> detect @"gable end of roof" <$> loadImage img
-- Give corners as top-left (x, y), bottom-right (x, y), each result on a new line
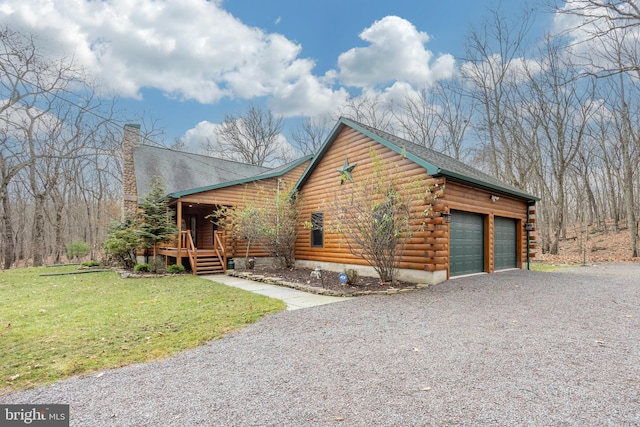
top-left (295, 117), bottom-right (538, 202)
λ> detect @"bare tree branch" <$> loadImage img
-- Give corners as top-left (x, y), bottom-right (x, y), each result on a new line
top-left (212, 103), bottom-right (290, 166)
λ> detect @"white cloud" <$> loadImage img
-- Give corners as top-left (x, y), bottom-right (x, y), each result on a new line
top-left (336, 16), bottom-right (455, 88)
top-left (269, 75), bottom-right (350, 117)
top-left (0, 0), bottom-right (339, 106)
top-left (181, 120), bottom-right (221, 153)
top-left (0, 2), bottom-right (460, 123)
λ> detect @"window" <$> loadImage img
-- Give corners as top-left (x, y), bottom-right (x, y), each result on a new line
top-left (311, 212), bottom-right (324, 248)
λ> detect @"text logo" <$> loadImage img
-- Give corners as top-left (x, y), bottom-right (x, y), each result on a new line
top-left (1, 405), bottom-right (69, 427)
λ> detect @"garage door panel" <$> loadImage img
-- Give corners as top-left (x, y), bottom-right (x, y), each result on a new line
top-left (494, 216), bottom-right (517, 270)
top-left (450, 211), bottom-right (484, 276)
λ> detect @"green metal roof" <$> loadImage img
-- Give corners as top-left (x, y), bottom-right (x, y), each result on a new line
top-left (295, 117), bottom-right (539, 202)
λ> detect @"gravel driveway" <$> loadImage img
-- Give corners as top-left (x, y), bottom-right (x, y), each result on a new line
top-left (2, 263), bottom-right (639, 426)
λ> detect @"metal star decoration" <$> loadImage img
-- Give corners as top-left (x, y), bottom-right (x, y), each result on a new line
top-left (337, 158), bottom-right (357, 184)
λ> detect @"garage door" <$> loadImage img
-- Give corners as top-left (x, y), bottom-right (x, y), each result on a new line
top-left (494, 217), bottom-right (517, 270)
top-left (450, 210), bottom-right (484, 276)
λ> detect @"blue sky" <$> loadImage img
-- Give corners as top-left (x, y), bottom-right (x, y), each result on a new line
top-left (0, 0), bottom-right (560, 156)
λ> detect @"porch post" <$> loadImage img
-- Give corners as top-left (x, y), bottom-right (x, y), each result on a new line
top-left (177, 201), bottom-right (183, 266)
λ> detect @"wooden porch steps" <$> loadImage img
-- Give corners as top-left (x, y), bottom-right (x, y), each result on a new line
top-left (196, 255), bottom-right (224, 275)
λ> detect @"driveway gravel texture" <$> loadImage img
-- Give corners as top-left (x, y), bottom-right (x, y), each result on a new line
top-left (2, 263), bottom-right (639, 426)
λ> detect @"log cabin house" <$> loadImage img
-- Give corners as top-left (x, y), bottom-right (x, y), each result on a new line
top-left (122, 123), bottom-right (312, 275)
top-left (123, 117), bottom-right (537, 284)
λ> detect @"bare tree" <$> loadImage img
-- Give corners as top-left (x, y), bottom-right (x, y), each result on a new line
top-left (462, 7), bottom-right (535, 188)
top-left (556, 2), bottom-right (640, 256)
top-left (557, 0), bottom-right (640, 77)
top-left (393, 80), bottom-right (474, 160)
top-left (395, 85), bottom-right (442, 150)
top-left (0, 121), bottom-right (30, 268)
top-left (607, 73), bottom-right (640, 256)
top-left (524, 35), bottom-right (597, 254)
top-left (290, 116), bottom-right (331, 156)
top-left (590, 105), bottom-right (623, 231)
top-left (572, 143), bottom-right (603, 228)
top-left (0, 27), bottom-right (120, 267)
top-left (211, 103), bottom-right (291, 166)
top-left (0, 27), bottom-right (78, 267)
top-left (557, 1), bottom-right (640, 38)
top-left (338, 94), bottom-right (395, 132)
top-left (433, 80), bottom-right (475, 160)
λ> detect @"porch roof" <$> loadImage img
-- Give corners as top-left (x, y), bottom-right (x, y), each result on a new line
top-left (133, 145), bottom-right (269, 200)
top-left (167, 154), bottom-right (313, 198)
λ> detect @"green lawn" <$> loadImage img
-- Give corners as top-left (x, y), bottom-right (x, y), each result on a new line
top-left (0, 266), bottom-right (285, 394)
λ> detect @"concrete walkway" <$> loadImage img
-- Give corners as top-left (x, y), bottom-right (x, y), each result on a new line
top-left (202, 274), bottom-right (353, 310)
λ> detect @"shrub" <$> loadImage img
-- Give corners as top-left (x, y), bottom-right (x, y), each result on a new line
top-left (208, 183), bottom-right (301, 270)
top-left (81, 260), bottom-right (101, 267)
top-left (166, 264), bottom-right (186, 274)
top-left (136, 177), bottom-right (178, 263)
top-left (65, 240), bottom-right (90, 261)
top-left (344, 268), bottom-right (359, 286)
top-left (134, 263), bottom-right (151, 273)
top-left (330, 149), bottom-right (440, 284)
top-left (103, 221), bottom-right (139, 269)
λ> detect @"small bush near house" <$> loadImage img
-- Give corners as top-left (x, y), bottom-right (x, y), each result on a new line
top-left (81, 260), bottom-right (101, 267)
top-left (103, 221), bottom-right (139, 269)
top-left (344, 268), bottom-right (359, 286)
top-left (134, 263), bottom-right (151, 272)
top-left (167, 264), bottom-right (186, 274)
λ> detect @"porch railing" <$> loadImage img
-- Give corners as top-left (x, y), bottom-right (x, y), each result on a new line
top-left (180, 230), bottom-right (197, 274)
top-left (214, 230), bottom-right (226, 273)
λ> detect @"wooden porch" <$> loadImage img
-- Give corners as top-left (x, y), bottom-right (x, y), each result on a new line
top-left (158, 230), bottom-right (227, 275)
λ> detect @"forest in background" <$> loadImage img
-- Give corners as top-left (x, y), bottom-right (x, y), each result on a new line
top-left (2, 1), bottom-right (640, 268)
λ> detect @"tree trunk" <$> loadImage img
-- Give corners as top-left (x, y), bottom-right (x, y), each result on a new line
top-left (1, 189), bottom-right (14, 269)
top-left (32, 194), bottom-right (46, 267)
top-left (621, 143), bottom-right (638, 256)
top-left (54, 198), bottom-right (64, 264)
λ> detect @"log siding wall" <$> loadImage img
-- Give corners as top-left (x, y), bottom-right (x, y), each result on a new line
top-left (443, 180), bottom-right (530, 273)
top-left (176, 161), bottom-right (310, 259)
top-left (294, 126), bottom-right (533, 280)
top-left (295, 127), bottom-right (445, 271)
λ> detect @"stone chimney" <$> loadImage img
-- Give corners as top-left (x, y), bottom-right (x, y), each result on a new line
top-left (122, 124), bottom-right (141, 220)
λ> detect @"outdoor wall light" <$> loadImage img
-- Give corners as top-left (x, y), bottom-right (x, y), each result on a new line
top-left (490, 195), bottom-right (500, 202)
top-left (441, 212), bottom-right (452, 223)
top-left (525, 222), bottom-right (534, 231)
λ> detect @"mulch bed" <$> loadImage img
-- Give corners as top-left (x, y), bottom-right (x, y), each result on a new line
top-left (229, 266), bottom-right (427, 297)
